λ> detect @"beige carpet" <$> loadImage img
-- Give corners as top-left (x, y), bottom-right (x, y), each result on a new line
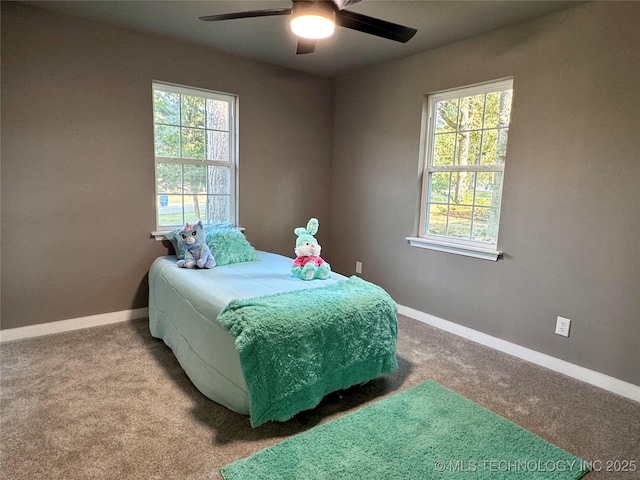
top-left (1, 315), bottom-right (638, 479)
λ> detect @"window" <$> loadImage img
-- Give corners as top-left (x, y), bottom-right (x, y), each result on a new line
top-left (153, 82), bottom-right (237, 231)
top-left (408, 79), bottom-right (513, 261)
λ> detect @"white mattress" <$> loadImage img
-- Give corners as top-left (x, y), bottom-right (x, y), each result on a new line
top-left (148, 251), bottom-right (347, 415)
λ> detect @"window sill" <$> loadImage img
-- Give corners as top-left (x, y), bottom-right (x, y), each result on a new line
top-left (151, 227), bottom-right (245, 241)
top-left (406, 236), bottom-right (502, 261)
top-left (151, 231), bottom-right (170, 241)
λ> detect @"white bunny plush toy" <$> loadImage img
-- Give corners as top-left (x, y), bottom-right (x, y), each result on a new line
top-left (291, 218), bottom-right (331, 281)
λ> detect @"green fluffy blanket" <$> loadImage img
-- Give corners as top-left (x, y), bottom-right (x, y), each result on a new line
top-left (218, 276), bottom-right (398, 427)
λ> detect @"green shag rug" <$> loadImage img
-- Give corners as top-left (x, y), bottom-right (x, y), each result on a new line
top-left (221, 381), bottom-right (590, 479)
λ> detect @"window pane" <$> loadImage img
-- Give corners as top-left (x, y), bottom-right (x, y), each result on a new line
top-left (183, 165), bottom-right (206, 194)
top-left (479, 129), bottom-right (509, 165)
top-left (207, 99), bottom-right (229, 131)
top-left (158, 194), bottom-right (183, 227)
top-left (153, 91), bottom-right (179, 125)
top-left (474, 175), bottom-right (493, 207)
top-left (155, 125), bottom-right (180, 157)
top-left (455, 131), bottom-right (481, 165)
top-left (473, 207), bottom-right (501, 244)
top-left (433, 133), bottom-right (456, 166)
top-left (207, 131), bottom-right (229, 162)
top-left (486, 207), bottom-right (501, 243)
top-left (475, 172), bottom-right (503, 208)
top-left (207, 195), bottom-right (230, 224)
top-left (498, 90), bottom-right (512, 127)
top-left (484, 92), bottom-right (500, 128)
top-left (458, 94), bottom-right (485, 130)
top-left (472, 207), bottom-right (490, 242)
top-left (181, 127), bottom-right (205, 159)
top-left (156, 163), bottom-right (182, 194)
top-left (208, 165), bottom-right (230, 194)
top-left (480, 129), bottom-right (498, 165)
top-left (448, 205), bottom-right (472, 239)
top-left (429, 172), bottom-right (451, 203)
top-left (496, 129), bottom-right (509, 164)
top-left (427, 204), bottom-right (448, 236)
top-left (181, 95), bottom-right (205, 128)
top-left (184, 194), bottom-right (207, 223)
top-left (450, 172), bottom-right (475, 205)
top-left (435, 99), bottom-right (458, 133)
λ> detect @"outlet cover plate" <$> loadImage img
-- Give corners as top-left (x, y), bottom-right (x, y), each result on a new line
top-left (555, 316), bottom-right (571, 337)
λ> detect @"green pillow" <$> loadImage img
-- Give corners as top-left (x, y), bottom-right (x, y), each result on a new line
top-left (206, 227), bottom-right (257, 266)
top-left (165, 223), bottom-right (238, 261)
top-left (164, 228), bottom-right (185, 260)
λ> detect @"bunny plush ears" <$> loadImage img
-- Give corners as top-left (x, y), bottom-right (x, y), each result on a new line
top-left (294, 218), bottom-right (319, 237)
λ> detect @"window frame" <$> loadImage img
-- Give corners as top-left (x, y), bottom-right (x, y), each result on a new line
top-left (152, 81), bottom-right (239, 233)
top-left (407, 78), bottom-right (514, 261)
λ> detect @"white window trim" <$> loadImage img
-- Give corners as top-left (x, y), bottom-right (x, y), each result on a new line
top-left (410, 78), bottom-right (513, 261)
top-left (152, 81), bottom-right (239, 232)
top-left (406, 236), bottom-right (502, 261)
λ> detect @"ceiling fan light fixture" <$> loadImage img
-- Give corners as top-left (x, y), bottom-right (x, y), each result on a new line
top-left (200, 0), bottom-right (418, 56)
top-left (290, 3), bottom-right (336, 40)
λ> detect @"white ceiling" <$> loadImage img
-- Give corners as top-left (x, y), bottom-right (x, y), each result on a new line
top-left (25, 1), bottom-right (586, 77)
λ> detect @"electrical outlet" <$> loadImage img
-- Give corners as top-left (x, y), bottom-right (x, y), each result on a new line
top-left (555, 316), bottom-right (571, 337)
top-left (355, 261), bottom-right (362, 274)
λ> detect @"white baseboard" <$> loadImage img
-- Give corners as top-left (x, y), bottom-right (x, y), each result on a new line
top-left (397, 305), bottom-right (640, 403)
top-left (0, 308), bottom-right (149, 343)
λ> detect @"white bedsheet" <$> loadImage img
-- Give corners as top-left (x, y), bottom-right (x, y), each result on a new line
top-left (148, 251), bottom-right (346, 415)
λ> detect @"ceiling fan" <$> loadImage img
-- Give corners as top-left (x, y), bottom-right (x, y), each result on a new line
top-left (199, 0), bottom-right (417, 55)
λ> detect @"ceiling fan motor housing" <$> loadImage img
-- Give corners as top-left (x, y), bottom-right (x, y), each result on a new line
top-left (290, 1), bottom-right (337, 40)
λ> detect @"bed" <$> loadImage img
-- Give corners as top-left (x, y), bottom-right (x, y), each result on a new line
top-left (149, 247), bottom-right (398, 427)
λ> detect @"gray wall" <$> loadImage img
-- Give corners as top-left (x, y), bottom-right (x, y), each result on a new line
top-left (1, 2), bottom-right (333, 329)
top-left (330, 1), bottom-right (639, 385)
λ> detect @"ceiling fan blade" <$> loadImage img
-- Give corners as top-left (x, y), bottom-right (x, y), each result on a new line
top-left (296, 38), bottom-right (317, 55)
top-left (199, 8), bottom-right (291, 22)
top-left (332, 0), bottom-right (362, 9)
top-left (336, 9), bottom-right (417, 43)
